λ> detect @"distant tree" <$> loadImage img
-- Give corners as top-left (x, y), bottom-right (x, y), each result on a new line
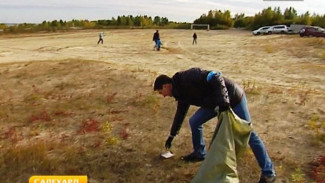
top-left (153, 16), bottom-right (161, 26)
top-left (0, 23), bottom-right (8, 29)
top-left (296, 11), bottom-right (312, 25)
top-left (284, 7), bottom-right (297, 20)
top-left (50, 20), bottom-right (59, 27)
top-left (311, 14), bottom-right (325, 27)
top-left (161, 17), bottom-right (169, 26)
top-left (234, 13), bottom-right (253, 28)
top-left (207, 10), bottom-right (214, 26)
top-left (253, 7), bottom-right (278, 29)
top-left (283, 7), bottom-right (298, 25)
top-left (244, 16), bottom-right (254, 29)
top-left (117, 16), bottom-right (127, 26)
top-left (234, 13), bottom-right (245, 28)
top-left (8, 25), bottom-right (18, 33)
top-left (139, 15), bottom-right (153, 27)
top-left (272, 7), bottom-right (284, 25)
top-left (96, 19), bottom-right (109, 26)
top-left (117, 16), bottom-right (121, 25)
top-left (127, 15), bottom-right (134, 27)
top-left (59, 19), bottom-right (66, 27)
top-left (194, 14), bottom-right (208, 25)
top-left (133, 16), bottom-right (141, 26)
top-left (110, 17), bottom-right (118, 26)
top-left (82, 20), bottom-right (96, 29)
top-left (194, 9), bottom-right (234, 29)
top-left (39, 21), bottom-right (50, 31)
top-left (223, 10), bottom-right (234, 27)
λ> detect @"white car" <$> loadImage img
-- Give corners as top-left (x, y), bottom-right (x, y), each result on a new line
top-left (266, 25), bottom-right (289, 34)
top-left (252, 26), bottom-right (271, 35)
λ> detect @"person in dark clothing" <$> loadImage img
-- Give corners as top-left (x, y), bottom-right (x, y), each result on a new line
top-left (192, 32), bottom-right (197, 44)
top-left (153, 68), bottom-right (276, 183)
top-left (153, 30), bottom-right (161, 51)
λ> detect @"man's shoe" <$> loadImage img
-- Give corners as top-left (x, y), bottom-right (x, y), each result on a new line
top-left (258, 175), bottom-right (276, 183)
top-left (180, 152), bottom-right (204, 162)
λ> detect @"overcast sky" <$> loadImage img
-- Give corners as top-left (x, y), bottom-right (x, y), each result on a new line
top-left (0, 0), bottom-right (324, 23)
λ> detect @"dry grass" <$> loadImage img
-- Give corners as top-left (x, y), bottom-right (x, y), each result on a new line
top-left (0, 30), bottom-right (325, 183)
top-left (320, 50), bottom-right (325, 60)
top-left (308, 115), bottom-right (325, 144)
top-left (242, 79), bottom-right (261, 96)
top-left (0, 59), bottom-right (324, 183)
top-left (1, 59), bottom-right (323, 183)
top-left (0, 60), bottom-right (202, 183)
top-left (250, 35), bottom-right (325, 60)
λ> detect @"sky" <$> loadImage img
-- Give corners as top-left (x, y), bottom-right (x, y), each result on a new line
top-left (0, 0), bottom-right (324, 24)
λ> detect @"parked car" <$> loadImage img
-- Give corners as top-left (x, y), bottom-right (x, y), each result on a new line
top-left (266, 25), bottom-right (289, 34)
top-left (252, 26), bottom-right (271, 35)
top-left (299, 26), bottom-right (325, 37)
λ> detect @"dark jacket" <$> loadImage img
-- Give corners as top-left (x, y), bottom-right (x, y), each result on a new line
top-left (153, 31), bottom-right (160, 41)
top-left (170, 68), bottom-right (244, 136)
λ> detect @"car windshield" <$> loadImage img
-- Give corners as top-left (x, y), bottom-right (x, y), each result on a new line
top-left (308, 27), bottom-right (325, 32)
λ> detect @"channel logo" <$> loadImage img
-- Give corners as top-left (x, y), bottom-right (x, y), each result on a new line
top-left (29, 176), bottom-right (87, 183)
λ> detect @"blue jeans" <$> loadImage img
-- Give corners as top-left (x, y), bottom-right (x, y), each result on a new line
top-left (155, 39), bottom-right (161, 49)
top-left (189, 95), bottom-right (275, 177)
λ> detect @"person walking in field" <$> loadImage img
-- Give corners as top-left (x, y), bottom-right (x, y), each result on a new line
top-left (153, 68), bottom-right (276, 183)
top-left (97, 32), bottom-right (104, 44)
top-left (192, 32), bottom-right (197, 44)
top-left (153, 30), bottom-right (161, 51)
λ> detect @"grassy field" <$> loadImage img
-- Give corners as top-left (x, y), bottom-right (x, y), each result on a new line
top-left (0, 29), bottom-right (324, 182)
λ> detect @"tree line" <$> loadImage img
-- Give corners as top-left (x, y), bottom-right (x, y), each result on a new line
top-left (195, 7), bottom-right (325, 30)
top-left (1, 6), bottom-right (324, 34)
top-left (0, 15), bottom-right (189, 34)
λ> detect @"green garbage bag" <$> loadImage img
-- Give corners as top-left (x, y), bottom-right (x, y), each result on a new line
top-left (191, 109), bottom-right (253, 183)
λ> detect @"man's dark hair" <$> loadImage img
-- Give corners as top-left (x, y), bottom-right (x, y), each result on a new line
top-left (154, 74), bottom-right (172, 90)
